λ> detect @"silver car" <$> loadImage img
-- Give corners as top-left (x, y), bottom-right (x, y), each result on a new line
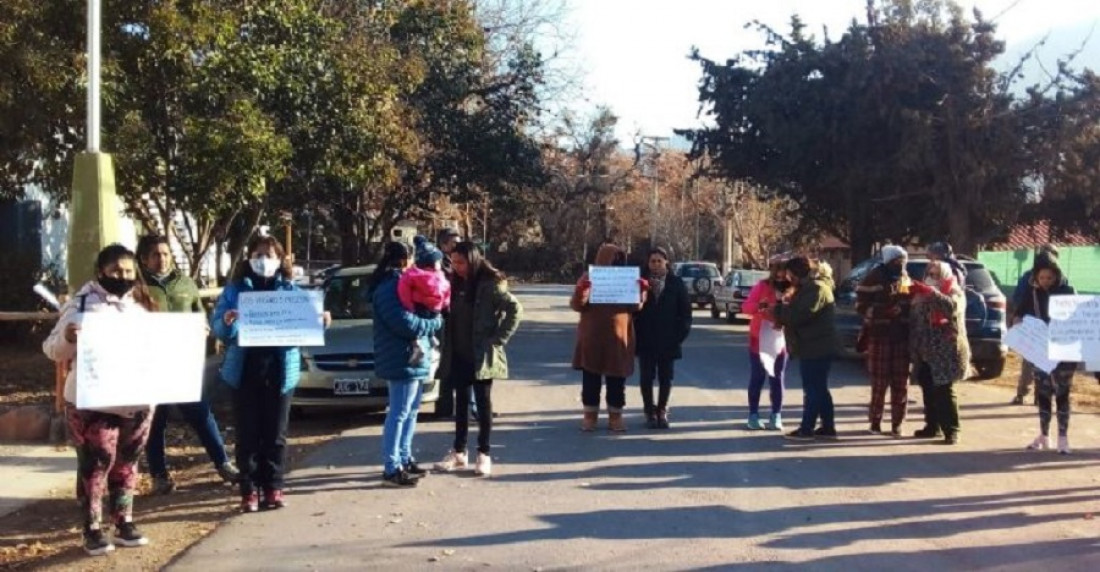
top-left (292, 266), bottom-right (441, 411)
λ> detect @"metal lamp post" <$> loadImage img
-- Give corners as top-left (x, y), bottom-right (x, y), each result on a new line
top-left (67, 0), bottom-right (125, 290)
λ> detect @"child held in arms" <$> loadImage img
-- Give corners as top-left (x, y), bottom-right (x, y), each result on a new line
top-left (397, 236), bottom-right (451, 367)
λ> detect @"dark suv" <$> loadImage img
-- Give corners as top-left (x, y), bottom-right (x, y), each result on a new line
top-left (835, 256), bottom-right (1008, 379)
top-left (673, 262), bottom-right (723, 309)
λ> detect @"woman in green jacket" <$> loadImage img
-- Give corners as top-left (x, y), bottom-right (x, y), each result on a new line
top-left (434, 242), bottom-right (523, 477)
top-left (776, 257), bottom-right (840, 441)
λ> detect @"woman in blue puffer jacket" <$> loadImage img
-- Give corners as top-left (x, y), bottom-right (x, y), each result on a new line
top-left (212, 235), bottom-right (328, 512)
top-left (370, 242), bottom-right (444, 487)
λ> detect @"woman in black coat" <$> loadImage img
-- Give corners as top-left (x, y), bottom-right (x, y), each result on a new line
top-left (634, 247), bottom-right (693, 428)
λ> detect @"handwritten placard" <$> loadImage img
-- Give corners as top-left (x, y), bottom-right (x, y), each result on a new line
top-left (588, 266), bottom-right (641, 305)
top-left (239, 290), bottom-right (325, 347)
top-left (1005, 316), bottom-right (1058, 374)
top-left (76, 312), bottom-right (207, 408)
top-left (1048, 295), bottom-right (1100, 362)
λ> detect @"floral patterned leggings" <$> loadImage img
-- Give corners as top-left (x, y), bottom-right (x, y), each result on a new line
top-left (67, 407), bottom-right (152, 530)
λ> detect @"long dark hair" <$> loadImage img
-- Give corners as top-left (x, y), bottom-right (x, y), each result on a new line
top-left (94, 243), bottom-right (156, 311)
top-left (785, 256), bottom-right (812, 281)
top-left (370, 242), bottom-right (411, 293)
top-left (230, 235), bottom-right (293, 283)
top-left (453, 241), bottom-right (505, 299)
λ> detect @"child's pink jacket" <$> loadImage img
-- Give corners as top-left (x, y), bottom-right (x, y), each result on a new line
top-left (398, 267), bottom-right (451, 313)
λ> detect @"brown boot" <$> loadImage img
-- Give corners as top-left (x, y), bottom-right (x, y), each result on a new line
top-left (580, 408), bottom-right (598, 432)
top-left (608, 410), bottom-right (627, 433)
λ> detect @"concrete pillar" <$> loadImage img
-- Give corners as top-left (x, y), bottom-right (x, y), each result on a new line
top-left (67, 152), bottom-right (126, 290)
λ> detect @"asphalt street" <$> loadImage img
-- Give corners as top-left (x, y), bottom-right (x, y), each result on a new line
top-left (170, 284), bottom-right (1100, 571)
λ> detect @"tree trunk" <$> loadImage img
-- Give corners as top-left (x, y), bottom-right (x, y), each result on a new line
top-left (336, 201), bottom-right (359, 266)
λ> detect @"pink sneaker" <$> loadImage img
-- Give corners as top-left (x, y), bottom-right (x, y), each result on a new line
top-left (434, 450), bottom-right (468, 472)
top-left (1058, 436), bottom-right (1071, 455)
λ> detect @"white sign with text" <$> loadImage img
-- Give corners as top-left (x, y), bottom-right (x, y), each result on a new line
top-left (239, 290), bottom-right (325, 347)
top-left (76, 312), bottom-right (207, 408)
top-left (1047, 295), bottom-right (1100, 362)
top-left (760, 323), bottom-right (786, 378)
top-left (588, 266), bottom-right (641, 305)
top-left (1005, 316), bottom-right (1058, 374)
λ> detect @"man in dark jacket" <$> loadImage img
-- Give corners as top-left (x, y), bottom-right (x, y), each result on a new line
top-left (137, 235), bottom-right (239, 494)
top-left (634, 247), bottom-right (693, 429)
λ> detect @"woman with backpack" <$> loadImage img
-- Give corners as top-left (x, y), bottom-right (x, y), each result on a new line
top-left (43, 244), bottom-right (159, 555)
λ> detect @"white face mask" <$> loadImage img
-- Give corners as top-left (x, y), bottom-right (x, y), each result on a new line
top-left (250, 257), bottom-right (281, 278)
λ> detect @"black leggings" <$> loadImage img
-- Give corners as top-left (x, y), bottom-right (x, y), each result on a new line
top-left (453, 357), bottom-right (493, 454)
top-left (581, 370), bottom-right (626, 410)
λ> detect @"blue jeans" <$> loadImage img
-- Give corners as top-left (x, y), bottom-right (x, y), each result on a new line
top-left (798, 357), bottom-right (835, 433)
top-left (383, 379), bottom-right (424, 476)
top-left (146, 401), bottom-right (230, 478)
top-left (748, 351), bottom-right (786, 416)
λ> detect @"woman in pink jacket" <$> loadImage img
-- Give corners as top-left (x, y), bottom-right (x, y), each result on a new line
top-left (740, 256), bottom-right (791, 430)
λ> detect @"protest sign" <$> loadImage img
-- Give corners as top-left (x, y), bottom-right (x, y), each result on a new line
top-left (1005, 316), bottom-right (1058, 374)
top-left (760, 324), bottom-right (786, 377)
top-left (1047, 295), bottom-right (1100, 362)
top-left (76, 312), bottom-right (206, 409)
top-left (239, 290), bottom-right (325, 347)
top-left (588, 266), bottom-right (641, 305)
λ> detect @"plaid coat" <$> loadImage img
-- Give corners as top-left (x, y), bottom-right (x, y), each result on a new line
top-left (856, 265), bottom-right (915, 378)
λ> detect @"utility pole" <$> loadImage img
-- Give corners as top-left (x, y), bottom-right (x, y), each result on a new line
top-left (635, 135), bottom-right (668, 248)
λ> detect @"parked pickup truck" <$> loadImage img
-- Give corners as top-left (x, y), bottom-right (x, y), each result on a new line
top-left (712, 268), bottom-right (771, 322)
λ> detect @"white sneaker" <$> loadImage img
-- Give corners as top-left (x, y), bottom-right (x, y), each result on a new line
top-left (1058, 436), bottom-right (1071, 455)
top-left (1027, 435), bottom-right (1049, 451)
top-left (474, 453), bottom-right (492, 477)
top-left (434, 450), bottom-right (468, 472)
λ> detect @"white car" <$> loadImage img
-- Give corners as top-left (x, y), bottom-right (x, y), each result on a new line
top-left (712, 269), bottom-right (770, 322)
top-left (292, 266), bottom-right (441, 413)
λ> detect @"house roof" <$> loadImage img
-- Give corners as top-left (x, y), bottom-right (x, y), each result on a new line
top-left (818, 235), bottom-right (849, 250)
top-left (984, 221), bottom-right (1095, 251)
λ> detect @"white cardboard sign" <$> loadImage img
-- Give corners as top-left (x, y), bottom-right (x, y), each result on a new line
top-left (588, 266), bottom-right (641, 305)
top-left (238, 290), bottom-right (325, 347)
top-left (1005, 316), bottom-right (1058, 374)
top-left (76, 312), bottom-right (207, 408)
top-left (1047, 295), bottom-right (1100, 362)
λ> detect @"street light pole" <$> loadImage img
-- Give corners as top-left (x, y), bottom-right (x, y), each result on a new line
top-left (68, 0), bottom-right (124, 289)
top-left (635, 135), bottom-right (668, 248)
top-left (87, 0), bottom-right (101, 153)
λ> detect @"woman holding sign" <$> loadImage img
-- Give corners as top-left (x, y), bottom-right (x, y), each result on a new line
top-left (571, 242), bottom-right (648, 432)
top-left (1014, 256), bottom-right (1077, 454)
top-left (43, 244), bottom-right (158, 555)
top-left (212, 235), bottom-right (328, 512)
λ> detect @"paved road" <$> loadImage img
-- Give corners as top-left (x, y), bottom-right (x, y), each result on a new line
top-left (171, 285), bottom-right (1100, 571)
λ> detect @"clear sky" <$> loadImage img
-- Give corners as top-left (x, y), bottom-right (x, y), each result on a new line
top-left (568, 0), bottom-right (1100, 143)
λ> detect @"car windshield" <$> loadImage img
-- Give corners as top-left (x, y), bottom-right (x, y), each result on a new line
top-left (679, 264), bottom-right (720, 279)
top-left (324, 274), bottom-right (373, 320)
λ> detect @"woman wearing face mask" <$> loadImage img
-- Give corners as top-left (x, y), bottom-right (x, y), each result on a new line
top-left (741, 255), bottom-right (790, 431)
top-left (907, 261), bottom-right (970, 445)
top-left (43, 244), bottom-right (158, 556)
top-left (211, 235), bottom-right (328, 512)
top-left (856, 245), bottom-right (915, 437)
top-left (1013, 255), bottom-right (1077, 454)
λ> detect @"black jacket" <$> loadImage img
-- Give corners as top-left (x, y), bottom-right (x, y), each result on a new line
top-left (634, 273), bottom-right (693, 360)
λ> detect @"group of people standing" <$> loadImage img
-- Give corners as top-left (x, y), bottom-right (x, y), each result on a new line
top-left (43, 234), bottom-right (321, 555)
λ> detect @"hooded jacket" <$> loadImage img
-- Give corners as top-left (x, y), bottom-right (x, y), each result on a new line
top-left (571, 244), bottom-right (645, 378)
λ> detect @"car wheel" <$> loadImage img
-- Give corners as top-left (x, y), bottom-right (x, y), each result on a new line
top-left (974, 358), bottom-right (1006, 380)
top-left (710, 304), bottom-right (721, 319)
top-left (725, 310), bottom-right (737, 324)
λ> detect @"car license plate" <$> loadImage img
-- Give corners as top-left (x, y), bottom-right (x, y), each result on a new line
top-left (334, 379), bottom-right (372, 395)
